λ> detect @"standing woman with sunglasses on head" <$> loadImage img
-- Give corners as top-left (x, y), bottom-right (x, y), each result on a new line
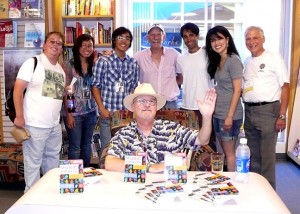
top-left (205, 26), bottom-right (244, 172)
top-left (62, 34), bottom-right (97, 167)
top-left (92, 27), bottom-right (140, 157)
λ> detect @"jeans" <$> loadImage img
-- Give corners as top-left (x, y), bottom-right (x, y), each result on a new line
top-left (23, 124), bottom-right (62, 192)
top-left (163, 100), bottom-right (178, 110)
top-left (99, 117), bottom-right (112, 157)
top-left (64, 111), bottom-right (97, 167)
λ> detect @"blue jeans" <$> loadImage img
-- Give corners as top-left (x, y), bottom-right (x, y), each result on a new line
top-left (23, 124), bottom-right (62, 192)
top-left (99, 117), bottom-right (112, 156)
top-left (163, 100), bottom-right (178, 110)
top-left (64, 111), bottom-right (97, 167)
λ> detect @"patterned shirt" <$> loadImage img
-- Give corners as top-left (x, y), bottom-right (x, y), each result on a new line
top-left (92, 52), bottom-right (140, 112)
top-left (62, 59), bottom-right (96, 116)
top-left (107, 119), bottom-right (199, 164)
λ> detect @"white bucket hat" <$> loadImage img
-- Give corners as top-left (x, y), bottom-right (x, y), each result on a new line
top-left (123, 83), bottom-right (166, 112)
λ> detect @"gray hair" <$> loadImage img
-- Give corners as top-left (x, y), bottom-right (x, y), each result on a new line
top-left (244, 26), bottom-right (264, 37)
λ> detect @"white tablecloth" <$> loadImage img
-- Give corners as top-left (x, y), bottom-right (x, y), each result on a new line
top-left (6, 168), bottom-right (290, 214)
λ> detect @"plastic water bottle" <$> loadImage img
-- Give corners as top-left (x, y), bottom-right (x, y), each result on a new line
top-left (235, 138), bottom-right (251, 183)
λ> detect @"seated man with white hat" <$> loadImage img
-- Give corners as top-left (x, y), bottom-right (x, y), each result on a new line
top-left (105, 83), bottom-right (216, 173)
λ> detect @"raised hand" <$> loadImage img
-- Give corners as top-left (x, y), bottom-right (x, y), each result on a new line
top-left (196, 88), bottom-right (217, 118)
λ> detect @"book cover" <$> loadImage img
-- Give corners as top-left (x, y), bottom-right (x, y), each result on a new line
top-left (204, 173), bottom-right (231, 184)
top-left (24, 22), bottom-right (45, 47)
top-left (59, 159), bottom-right (84, 193)
top-left (75, 21), bottom-right (82, 38)
top-left (99, 0), bottom-right (111, 15)
top-left (8, 0), bottom-right (21, 18)
top-left (84, 0), bottom-right (90, 15)
top-left (0, 0), bottom-right (9, 18)
top-left (4, 20), bottom-right (16, 47)
top-left (0, 20), bottom-right (13, 47)
top-left (210, 182), bottom-right (239, 196)
top-left (164, 152), bottom-right (188, 183)
top-left (77, 0), bottom-right (85, 15)
top-left (65, 0), bottom-right (76, 16)
top-left (24, 0), bottom-right (41, 17)
top-left (124, 151), bottom-right (146, 183)
top-left (92, 0), bottom-right (100, 15)
top-left (83, 167), bottom-right (103, 184)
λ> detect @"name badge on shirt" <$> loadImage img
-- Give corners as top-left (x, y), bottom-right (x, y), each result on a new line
top-left (115, 81), bottom-right (124, 93)
top-left (82, 86), bottom-right (91, 100)
top-left (243, 80), bottom-right (254, 93)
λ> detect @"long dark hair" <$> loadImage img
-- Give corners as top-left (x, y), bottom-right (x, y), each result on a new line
top-left (72, 34), bottom-right (95, 77)
top-left (205, 26), bottom-right (240, 79)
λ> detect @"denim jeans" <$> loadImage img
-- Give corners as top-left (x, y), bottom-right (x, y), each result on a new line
top-left (99, 117), bottom-right (112, 156)
top-left (23, 123), bottom-right (62, 192)
top-left (163, 100), bottom-right (178, 110)
top-left (64, 111), bottom-right (97, 167)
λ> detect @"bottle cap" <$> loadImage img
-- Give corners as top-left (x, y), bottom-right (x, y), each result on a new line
top-left (240, 138), bottom-right (247, 144)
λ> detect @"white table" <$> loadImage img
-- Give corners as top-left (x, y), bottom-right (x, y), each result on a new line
top-left (6, 168), bottom-right (290, 214)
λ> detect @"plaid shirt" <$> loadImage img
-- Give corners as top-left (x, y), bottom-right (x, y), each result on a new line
top-left (92, 52), bottom-right (140, 112)
top-left (107, 119), bottom-right (199, 164)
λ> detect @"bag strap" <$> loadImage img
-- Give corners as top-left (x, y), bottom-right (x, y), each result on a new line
top-left (23, 57), bottom-right (38, 95)
top-left (33, 56), bottom-right (37, 72)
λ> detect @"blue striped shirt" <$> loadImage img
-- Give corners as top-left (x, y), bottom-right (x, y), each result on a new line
top-left (92, 52), bottom-right (140, 112)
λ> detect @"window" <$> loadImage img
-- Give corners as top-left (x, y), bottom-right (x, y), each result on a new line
top-left (127, 0), bottom-right (244, 57)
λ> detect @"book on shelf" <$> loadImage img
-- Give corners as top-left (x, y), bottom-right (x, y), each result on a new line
top-left (65, 0), bottom-right (76, 16)
top-left (75, 21), bottom-right (82, 38)
top-left (99, 0), bottom-right (113, 15)
top-left (24, 0), bottom-right (41, 18)
top-left (24, 22), bottom-right (45, 47)
top-left (8, 0), bottom-right (21, 18)
top-left (66, 0), bottom-right (114, 16)
top-left (64, 26), bottom-right (75, 44)
top-left (77, 0), bottom-right (85, 15)
top-left (0, 20), bottom-right (17, 47)
top-left (59, 159), bottom-right (84, 193)
top-left (0, 0), bottom-right (9, 18)
top-left (84, 0), bottom-right (91, 15)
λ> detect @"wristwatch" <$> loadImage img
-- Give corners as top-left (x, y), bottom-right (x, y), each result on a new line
top-left (146, 163), bottom-right (150, 172)
top-left (278, 114), bottom-right (286, 120)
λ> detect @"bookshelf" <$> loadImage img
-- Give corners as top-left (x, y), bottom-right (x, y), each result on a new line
top-left (0, 0), bottom-right (48, 144)
top-left (52, 0), bottom-right (115, 60)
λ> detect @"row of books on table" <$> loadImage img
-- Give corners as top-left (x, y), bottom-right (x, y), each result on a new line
top-left (59, 153), bottom-right (239, 205)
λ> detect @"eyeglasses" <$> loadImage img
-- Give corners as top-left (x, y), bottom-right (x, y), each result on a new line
top-left (48, 40), bottom-right (63, 47)
top-left (116, 36), bottom-right (131, 41)
top-left (134, 98), bottom-right (157, 106)
top-left (81, 44), bottom-right (94, 49)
